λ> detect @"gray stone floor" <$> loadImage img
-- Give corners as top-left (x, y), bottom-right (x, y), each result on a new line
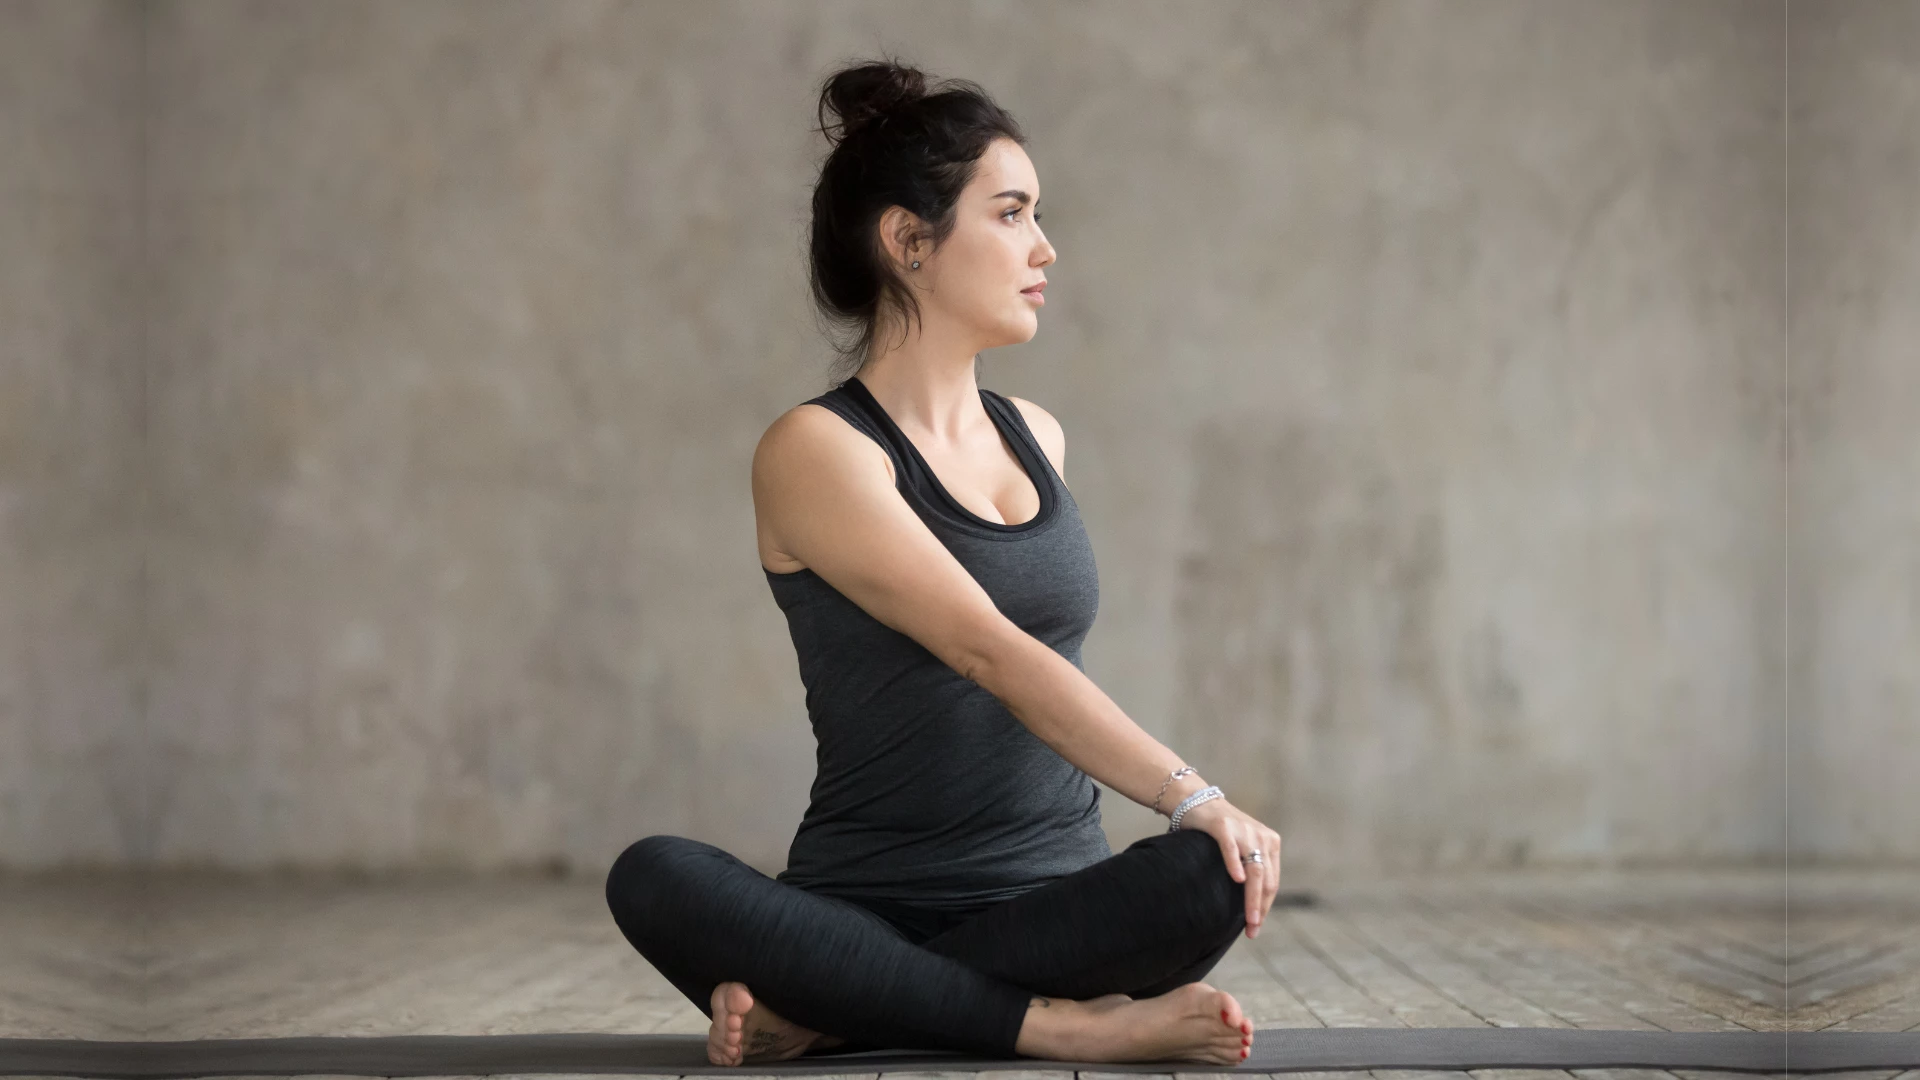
top-left (2, 865), bottom-right (1914, 1080)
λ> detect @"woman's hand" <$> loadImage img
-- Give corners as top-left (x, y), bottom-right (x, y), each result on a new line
top-left (1178, 798), bottom-right (1283, 937)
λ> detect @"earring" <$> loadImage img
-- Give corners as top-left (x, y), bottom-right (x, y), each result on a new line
top-left (910, 260), bottom-right (920, 269)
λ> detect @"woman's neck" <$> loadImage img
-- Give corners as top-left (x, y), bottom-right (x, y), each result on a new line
top-left (853, 353), bottom-right (986, 442)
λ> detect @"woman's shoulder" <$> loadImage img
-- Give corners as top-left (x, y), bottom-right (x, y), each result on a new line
top-left (753, 399), bottom-right (901, 575)
top-left (756, 397), bottom-right (895, 486)
top-left (998, 393), bottom-right (1067, 486)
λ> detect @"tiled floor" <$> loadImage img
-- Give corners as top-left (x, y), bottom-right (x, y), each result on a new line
top-left (3, 865), bottom-right (1913, 1080)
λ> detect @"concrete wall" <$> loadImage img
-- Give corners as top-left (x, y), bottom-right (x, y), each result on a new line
top-left (0, 0), bottom-right (145, 865)
top-left (6, 0), bottom-right (1872, 879)
top-left (1788, 0), bottom-right (1920, 865)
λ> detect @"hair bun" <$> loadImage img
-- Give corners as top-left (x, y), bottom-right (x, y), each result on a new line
top-left (819, 58), bottom-right (929, 144)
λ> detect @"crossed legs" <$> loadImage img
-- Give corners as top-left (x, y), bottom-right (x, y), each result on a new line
top-left (604, 828), bottom-right (1251, 1063)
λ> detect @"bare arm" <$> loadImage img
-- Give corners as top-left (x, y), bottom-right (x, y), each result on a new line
top-left (968, 628), bottom-right (1210, 812)
top-left (753, 400), bottom-right (1205, 817)
top-left (754, 398), bottom-right (1282, 933)
top-left (993, 397), bottom-right (1217, 808)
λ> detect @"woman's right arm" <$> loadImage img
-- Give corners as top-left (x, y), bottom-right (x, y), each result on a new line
top-left (751, 404), bottom-right (1283, 934)
top-left (752, 404), bottom-right (1211, 818)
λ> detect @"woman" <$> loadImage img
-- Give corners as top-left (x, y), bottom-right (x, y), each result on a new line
top-left (605, 57), bottom-right (1285, 1067)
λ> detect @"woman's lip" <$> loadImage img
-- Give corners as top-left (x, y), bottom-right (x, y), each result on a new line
top-left (1021, 287), bottom-right (1046, 303)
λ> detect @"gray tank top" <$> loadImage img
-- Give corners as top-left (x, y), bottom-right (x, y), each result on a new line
top-left (766, 375), bottom-right (1111, 911)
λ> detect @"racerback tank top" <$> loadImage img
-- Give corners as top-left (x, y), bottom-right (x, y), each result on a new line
top-left (765, 375), bottom-right (1112, 911)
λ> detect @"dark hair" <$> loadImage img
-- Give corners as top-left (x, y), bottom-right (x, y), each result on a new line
top-left (807, 56), bottom-right (1027, 384)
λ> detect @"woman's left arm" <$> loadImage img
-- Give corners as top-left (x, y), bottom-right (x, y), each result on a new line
top-left (989, 397), bottom-right (1282, 935)
top-left (967, 631), bottom-right (1284, 937)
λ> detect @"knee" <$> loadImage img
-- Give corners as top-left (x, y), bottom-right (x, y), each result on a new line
top-left (605, 834), bottom-right (704, 930)
top-left (1158, 828), bottom-right (1249, 937)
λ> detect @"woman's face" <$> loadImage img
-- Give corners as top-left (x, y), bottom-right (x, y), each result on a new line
top-left (887, 137), bottom-right (1056, 349)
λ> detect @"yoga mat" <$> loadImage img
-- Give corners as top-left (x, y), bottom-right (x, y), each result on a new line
top-left (2, 1029), bottom-right (1911, 1077)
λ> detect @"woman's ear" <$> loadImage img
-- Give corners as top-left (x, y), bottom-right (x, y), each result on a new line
top-left (879, 205), bottom-right (924, 273)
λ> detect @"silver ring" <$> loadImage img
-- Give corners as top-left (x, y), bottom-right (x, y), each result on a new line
top-left (1241, 850), bottom-right (1263, 863)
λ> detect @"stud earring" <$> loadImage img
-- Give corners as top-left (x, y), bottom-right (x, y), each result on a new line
top-left (910, 260), bottom-right (920, 269)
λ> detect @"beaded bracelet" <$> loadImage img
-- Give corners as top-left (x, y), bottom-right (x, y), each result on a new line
top-left (1167, 784), bottom-right (1224, 831)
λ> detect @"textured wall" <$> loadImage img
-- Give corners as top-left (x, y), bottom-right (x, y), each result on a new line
top-left (1788, 0), bottom-right (1920, 865)
top-left (0, 0), bottom-right (145, 865)
top-left (3, 0), bottom-right (1839, 877)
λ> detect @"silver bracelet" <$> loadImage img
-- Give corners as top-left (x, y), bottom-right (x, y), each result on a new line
top-left (1167, 785), bottom-right (1223, 831)
top-left (1151, 766), bottom-right (1197, 815)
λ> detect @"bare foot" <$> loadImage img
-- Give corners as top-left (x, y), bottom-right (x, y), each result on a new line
top-left (1019, 982), bottom-right (1253, 1064)
top-left (706, 981), bottom-right (847, 1066)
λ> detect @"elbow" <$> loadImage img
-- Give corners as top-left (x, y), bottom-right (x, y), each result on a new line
top-left (951, 617), bottom-right (1031, 691)
top-left (952, 633), bottom-right (995, 686)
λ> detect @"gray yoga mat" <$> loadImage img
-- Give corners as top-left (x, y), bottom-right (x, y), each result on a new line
top-left (2, 1029), bottom-right (1912, 1077)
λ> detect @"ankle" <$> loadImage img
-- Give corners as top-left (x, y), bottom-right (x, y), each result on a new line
top-left (1013, 995), bottom-right (1096, 1059)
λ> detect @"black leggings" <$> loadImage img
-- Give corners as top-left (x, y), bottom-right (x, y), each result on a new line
top-left (604, 828), bottom-right (1246, 1058)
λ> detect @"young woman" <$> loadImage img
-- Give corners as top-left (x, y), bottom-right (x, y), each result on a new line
top-left (605, 57), bottom-right (1285, 1067)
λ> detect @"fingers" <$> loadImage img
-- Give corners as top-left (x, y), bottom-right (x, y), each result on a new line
top-left (1216, 813), bottom-right (1282, 937)
top-left (1252, 830), bottom-right (1274, 918)
top-left (1264, 845), bottom-right (1277, 914)
top-left (1216, 831), bottom-right (1262, 936)
top-left (1236, 818), bottom-right (1267, 930)
top-left (1221, 832), bottom-right (1244, 884)
top-left (1246, 870), bottom-right (1262, 936)
top-left (1262, 830), bottom-right (1282, 919)
top-left (1245, 827), bottom-right (1280, 934)
top-left (1270, 831), bottom-right (1283, 902)
top-left (1254, 830), bottom-right (1270, 915)
top-left (1241, 830), bottom-right (1261, 934)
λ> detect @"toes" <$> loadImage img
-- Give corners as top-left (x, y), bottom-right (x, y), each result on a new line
top-left (1220, 1037), bottom-right (1247, 1065)
top-left (1216, 989), bottom-right (1246, 1031)
top-left (707, 981), bottom-right (754, 1066)
top-left (711, 981), bottom-right (751, 1021)
top-left (725, 981), bottom-right (755, 1015)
